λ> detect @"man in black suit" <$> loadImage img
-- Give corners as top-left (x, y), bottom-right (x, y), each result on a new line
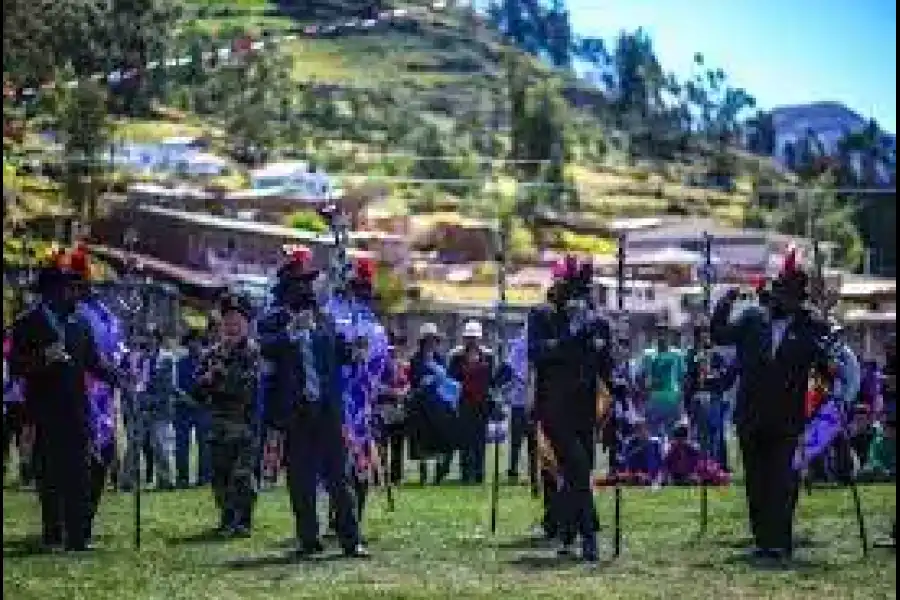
top-left (710, 262), bottom-right (844, 560)
top-left (9, 263), bottom-right (120, 552)
top-left (527, 260), bottom-right (612, 563)
top-left (258, 259), bottom-right (368, 558)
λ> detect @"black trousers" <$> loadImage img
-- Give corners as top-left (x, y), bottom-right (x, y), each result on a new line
top-left (87, 447), bottom-right (114, 533)
top-left (286, 402), bottom-right (360, 550)
top-left (738, 428), bottom-right (800, 552)
top-left (540, 468), bottom-right (562, 537)
top-left (458, 403), bottom-right (487, 484)
top-left (330, 475), bottom-right (369, 528)
top-left (541, 416), bottom-right (599, 543)
top-left (509, 407), bottom-right (538, 489)
top-left (33, 423), bottom-right (92, 549)
top-left (2, 403), bottom-right (32, 482)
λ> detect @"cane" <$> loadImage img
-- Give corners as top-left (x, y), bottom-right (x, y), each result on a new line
top-left (840, 433), bottom-right (869, 557)
top-left (489, 217), bottom-right (509, 535)
top-left (613, 234), bottom-right (627, 558)
top-left (123, 378), bottom-right (142, 550)
top-left (699, 232), bottom-right (712, 537)
top-left (381, 438), bottom-right (395, 513)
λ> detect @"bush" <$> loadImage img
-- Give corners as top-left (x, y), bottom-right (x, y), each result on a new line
top-left (557, 231), bottom-right (616, 255)
top-left (283, 209), bottom-right (328, 233)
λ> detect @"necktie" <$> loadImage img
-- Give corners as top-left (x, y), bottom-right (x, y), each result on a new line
top-left (301, 331), bottom-right (319, 403)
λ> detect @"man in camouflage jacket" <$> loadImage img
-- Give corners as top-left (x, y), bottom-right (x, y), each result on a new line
top-left (193, 293), bottom-right (262, 537)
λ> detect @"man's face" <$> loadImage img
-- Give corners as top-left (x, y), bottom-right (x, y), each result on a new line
top-left (463, 335), bottom-right (479, 350)
top-left (293, 308), bottom-right (314, 330)
top-left (47, 285), bottom-right (77, 312)
top-left (772, 281), bottom-right (803, 314)
top-left (421, 336), bottom-right (437, 353)
top-left (221, 311), bottom-right (249, 341)
top-left (698, 330), bottom-right (711, 348)
top-left (635, 423), bottom-right (649, 440)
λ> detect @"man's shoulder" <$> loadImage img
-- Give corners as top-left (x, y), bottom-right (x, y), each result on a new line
top-left (259, 306), bottom-right (291, 325)
top-left (527, 304), bottom-right (552, 319)
top-left (13, 307), bottom-right (46, 331)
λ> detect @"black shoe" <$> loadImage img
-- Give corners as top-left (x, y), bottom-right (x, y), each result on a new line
top-left (228, 526), bottom-right (252, 539)
top-left (343, 543), bottom-right (370, 559)
top-left (556, 540), bottom-right (576, 558)
top-left (65, 539), bottom-right (95, 552)
top-left (40, 537), bottom-right (64, 553)
top-left (293, 541), bottom-right (325, 557)
top-left (581, 535), bottom-right (600, 563)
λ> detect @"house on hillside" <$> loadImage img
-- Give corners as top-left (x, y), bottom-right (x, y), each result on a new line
top-left (410, 215), bottom-right (494, 263)
top-left (90, 203), bottom-right (407, 280)
top-left (621, 217), bottom-right (827, 279)
top-left (107, 137), bottom-right (233, 176)
top-left (248, 161), bottom-right (342, 201)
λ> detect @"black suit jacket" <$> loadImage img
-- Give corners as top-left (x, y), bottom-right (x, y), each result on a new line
top-left (9, 305), bottom-right (117, 431)
top-left (710, 298), bottom-right (831, 436)
top-left (526, 305), bottom-right (613, 425)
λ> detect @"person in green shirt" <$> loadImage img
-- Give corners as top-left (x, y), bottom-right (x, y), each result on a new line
top-left (860, 422), bottom-right (896, 481)
top-left (640, 328), bottom-right (686, 439)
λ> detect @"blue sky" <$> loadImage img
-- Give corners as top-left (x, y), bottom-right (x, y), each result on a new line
top-left (567, 0), bottom-right (897, 132)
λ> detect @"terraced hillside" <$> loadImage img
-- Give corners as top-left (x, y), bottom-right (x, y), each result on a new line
top-left (4, 0), bottom-right (798, 261)
top-left (148, 0), bottom-right (794, 228)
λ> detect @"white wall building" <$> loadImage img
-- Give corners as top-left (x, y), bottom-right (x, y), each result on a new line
top-left (248, 161), bottom-right (342, 201)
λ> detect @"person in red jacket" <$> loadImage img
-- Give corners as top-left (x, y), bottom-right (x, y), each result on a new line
top-left (448, 321), bottom-right (496, 485)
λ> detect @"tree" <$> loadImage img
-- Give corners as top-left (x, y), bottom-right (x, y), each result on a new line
top-left (284, 209), bottom-right (328, 233)
top-left (373, 266), bottom-right (407, 315)
top-left (775, 174), bottom-right (864, 270)
top-left (746, 110), bottom-right (777, 156)
top-left (58, 81), bottom-right (111, 221)
top-left (3, 0), bottom-right (179, 115)
top-left (205, 48), bottom-right (296, 165)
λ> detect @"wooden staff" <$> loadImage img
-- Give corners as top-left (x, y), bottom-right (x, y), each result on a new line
top-left (613, 234), bottom-right (626, 558)
top-left (489, 216), bottom-right (509, 535)
top-left (699, 231), bottom-right (713, 536)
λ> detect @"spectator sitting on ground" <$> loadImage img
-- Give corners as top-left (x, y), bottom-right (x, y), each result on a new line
top-left (618, 416), bottom-right (663, 485)
top-left (663, 421), bottom-right (702, 485)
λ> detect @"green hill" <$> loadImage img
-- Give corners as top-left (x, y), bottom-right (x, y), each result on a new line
top-left (4, 0), bottom-right (801, 256)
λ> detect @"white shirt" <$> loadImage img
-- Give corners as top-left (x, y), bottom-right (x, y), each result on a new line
top-left (771, 317), bottom-right (791, 358)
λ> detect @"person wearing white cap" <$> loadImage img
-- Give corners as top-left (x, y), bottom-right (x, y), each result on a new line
top-left (406, 322), bottom-right (453, 484)
top-left (448, 320), bottom-right (497, 484)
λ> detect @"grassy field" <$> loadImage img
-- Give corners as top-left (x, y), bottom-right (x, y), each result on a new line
top-left (3, 478), bottom-right (896, 600)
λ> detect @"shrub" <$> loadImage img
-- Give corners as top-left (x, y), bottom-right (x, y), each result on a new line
top-left (284, 209), bottom-right (328, 233)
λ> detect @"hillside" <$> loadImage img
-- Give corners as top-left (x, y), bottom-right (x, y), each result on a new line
top-left (172, 2), bottom-right (796, 223)
top-left (4, 0), bottom-right (805, 263)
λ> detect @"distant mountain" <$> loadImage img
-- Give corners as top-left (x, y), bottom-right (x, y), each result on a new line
top-left (763, 101), bottom-right (895, 184)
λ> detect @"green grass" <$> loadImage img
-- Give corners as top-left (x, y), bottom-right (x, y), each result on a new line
top-left (3, 479), bottom-right (896, 599)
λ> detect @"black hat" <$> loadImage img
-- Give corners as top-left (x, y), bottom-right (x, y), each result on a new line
top-left (276, 262), bottom-right (320, 283)
top-left (219, 292), bottom-right (254, 320)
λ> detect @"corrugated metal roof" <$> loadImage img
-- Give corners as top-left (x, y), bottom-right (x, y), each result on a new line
top-left (136, 204), bottom-right (405, 243)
